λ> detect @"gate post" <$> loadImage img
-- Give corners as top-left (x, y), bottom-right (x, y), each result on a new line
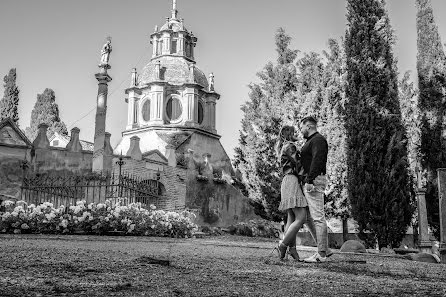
top-left (436, 168), bottom-right (446, 263)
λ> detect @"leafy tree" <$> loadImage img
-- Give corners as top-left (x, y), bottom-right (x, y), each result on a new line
top-left (345, 0), bottom-right (414, 248)
top-left (0, 68), bottom-right (20, 123)
top-left (25, 88), bottom-right (68, 141)
top-left (320, 39), bottom-right (350, 230)
top-left (234, 28), bottom-right (299, 221)
top-left (416, 0), bottom-right (446, 240)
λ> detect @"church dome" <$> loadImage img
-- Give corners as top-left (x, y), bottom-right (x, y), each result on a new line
top-left (139, 56), bottom-right (209, 89)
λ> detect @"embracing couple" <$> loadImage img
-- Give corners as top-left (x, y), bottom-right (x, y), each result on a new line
top-left (275, 116), bottom-right (331, 263)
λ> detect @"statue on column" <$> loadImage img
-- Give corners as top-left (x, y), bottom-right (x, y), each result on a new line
top-left (100, 37), bottom-right (112, 66)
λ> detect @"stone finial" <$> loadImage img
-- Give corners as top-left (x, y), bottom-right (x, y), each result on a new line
top-left (155, 61), bottom-right (161, 80)
top-left (165, 144), bottom-right (177, 167)
top-left (209, 72), bottom-right (215, 92)
top-left (154, 25), bottom-right (159, 32)
top-left (131, 68), bottom-right (138, 87)
top-left (104, 132), bottom-right (113, 155)
top-left (66, 127), bottom-right (82, 152)
top-left (189, 64), bottom-right (195, 83)
top-left (32, 123), bottom-right (50, 149)
top-left (126, 136), bottom-right (142, 160)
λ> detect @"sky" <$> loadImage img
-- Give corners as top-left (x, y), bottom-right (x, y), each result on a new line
top-left (0, 0), bottom-right (445, 160)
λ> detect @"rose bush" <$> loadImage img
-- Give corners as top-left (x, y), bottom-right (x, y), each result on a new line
top-left (0, 199), bottom-right (198, 238)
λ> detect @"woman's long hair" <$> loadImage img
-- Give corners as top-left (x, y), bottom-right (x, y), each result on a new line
top-left (275, 125), bottom-right (295, 159)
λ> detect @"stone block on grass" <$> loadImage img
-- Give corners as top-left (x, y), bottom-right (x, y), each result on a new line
top-left (403, 252), bottom-right (440, 264)
top-left (340, 240), bottom-right (367, 253)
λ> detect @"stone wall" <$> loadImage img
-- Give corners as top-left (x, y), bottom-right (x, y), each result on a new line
top-left (184, 150), bottom-right (259, 227)
top-left (185, 176), bottom-right (258, 227)
top-left (33, 148), bottom-right (92, 174)
top-left (114, 157), bottom-right (187, 211)
top-left (0, 144), bottom-right (30, 200)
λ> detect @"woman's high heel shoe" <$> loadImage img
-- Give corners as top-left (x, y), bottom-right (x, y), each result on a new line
top-left (275, 242), bottom-right (288, 260)
top-left (287, 246), bottom-right (301, 261)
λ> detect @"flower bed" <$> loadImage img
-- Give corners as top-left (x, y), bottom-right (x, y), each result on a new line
top-left (0, 200), bottom-right (198, 238)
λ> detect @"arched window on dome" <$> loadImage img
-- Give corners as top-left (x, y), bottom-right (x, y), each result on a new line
top-left (198, 100), bottom-right (204, 125)
top-left (166, 96), bottom-right (182, 123)
top-left (142, 99), bottom-right (151, 122)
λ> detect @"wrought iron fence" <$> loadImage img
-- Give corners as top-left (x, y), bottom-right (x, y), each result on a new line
top-left (20, 169), bottom-right (162, 209)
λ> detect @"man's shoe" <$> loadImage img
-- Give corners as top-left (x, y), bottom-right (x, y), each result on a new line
top-left (303, 252), bottom-right (327, 263)
top-left (326, 249), bottom-right (334, 258)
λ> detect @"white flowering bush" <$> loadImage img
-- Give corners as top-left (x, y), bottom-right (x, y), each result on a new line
top-left (0, 199), bottom-right (198, 238)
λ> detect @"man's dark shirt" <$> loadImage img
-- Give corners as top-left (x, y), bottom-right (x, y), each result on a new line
top-left (301, 132), bottom-right (328, 184)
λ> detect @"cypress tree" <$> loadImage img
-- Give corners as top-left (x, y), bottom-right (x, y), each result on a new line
top-left (416, 0), bottom-right (446, 240)
top-left (0, 68), bottom-right (20, 123)
top-left (345, 0), bottom-right (414, 248)
top-left (25, 88), bottom-right (68, 141)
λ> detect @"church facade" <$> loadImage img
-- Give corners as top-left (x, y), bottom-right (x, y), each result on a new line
top-left (114, 3), bottom-right (233, 176)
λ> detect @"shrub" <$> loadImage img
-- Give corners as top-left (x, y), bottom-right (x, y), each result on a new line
top-left (0, 199), bottom-right (198, 238)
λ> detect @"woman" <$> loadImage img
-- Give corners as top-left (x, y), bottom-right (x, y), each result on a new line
top-left (275, 125), bottom-right (308, 261)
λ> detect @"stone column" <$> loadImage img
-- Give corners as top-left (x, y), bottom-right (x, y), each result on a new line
top-left (93, 67), bottom-right (112, 173)
top-left (436, 168), bottom-right (446, 263)
top-left (162, 32), bottom-right (170, 55)
top-left (126, 136), bottom-right (142, 161)
top-left (155, 60), bottom-right (161, 80)
top-left (178, 33), bottom-right (184, 55)
top-left (207, 96), bottom-right (217, 133)
top-left (103, 132), bottom-right (113, 174)
top-left (185, 87), bottom-right (198, 126)
top-left (32, 123), bottom-right (50, 149)
top-left (417, 188), bottom-right (432, 253)
top-left (66, 127), bottom-right (82, 152)
top-left (126, 96), bottom-right (135, 130)
top-left (149, 85), bottom-right (164, 125)
top-left (152, 36), bottom-right (158, 57)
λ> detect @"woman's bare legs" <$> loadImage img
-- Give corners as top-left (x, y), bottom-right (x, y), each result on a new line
top-left (284, 209), bottom-right (296, 247)
top-left (282, 207), bottom-right (307, 246)
top-left (278, 207), bottom-right (307, 260)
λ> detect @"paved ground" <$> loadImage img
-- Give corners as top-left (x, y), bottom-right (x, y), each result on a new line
top-left (0, 234), bottom-right (445, 297)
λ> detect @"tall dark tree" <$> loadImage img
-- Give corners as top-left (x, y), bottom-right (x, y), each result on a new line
top-left (0, 68), bottom-right (20, 123)
top-left (345, 0), bottom-right (414, 248)
top-left (234, 28), bottom-right (299, 221)
top-left (25, 88), bottom-right (68, 141)
top-left (416, 0), bottom-right (446, 240)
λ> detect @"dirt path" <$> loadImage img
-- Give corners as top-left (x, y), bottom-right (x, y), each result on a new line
top-left (0, 234), bottom-right (445, 297)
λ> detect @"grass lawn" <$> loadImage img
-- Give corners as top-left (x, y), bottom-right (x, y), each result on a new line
top-left (0, 234), bottom-right (445, 297)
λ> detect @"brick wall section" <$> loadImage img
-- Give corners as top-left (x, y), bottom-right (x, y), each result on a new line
top-left (112, 157), bottom-right (187, 211)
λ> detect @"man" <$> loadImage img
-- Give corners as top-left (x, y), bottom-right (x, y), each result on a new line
top-left (300, 116), bottom-right (329, 263)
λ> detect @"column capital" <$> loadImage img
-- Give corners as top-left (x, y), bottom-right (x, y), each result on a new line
top-left (95, 72), bottom-right (112, 83)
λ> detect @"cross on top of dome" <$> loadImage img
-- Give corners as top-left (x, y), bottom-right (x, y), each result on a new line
top-left (171, 0), bottom-right (178, 19)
